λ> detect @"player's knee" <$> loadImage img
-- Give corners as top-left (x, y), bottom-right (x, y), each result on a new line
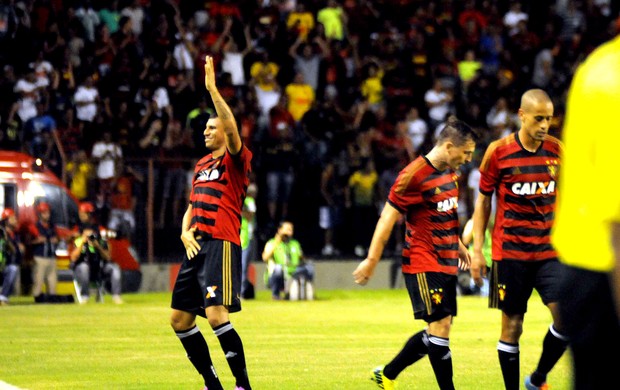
top-left (170, 310), bottom-right (193, 331)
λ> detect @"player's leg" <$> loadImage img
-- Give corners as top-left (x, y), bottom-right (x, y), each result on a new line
top-left (526, 260), bottom-right (569, 389)
top-left (205, 240), bottom-right (251, 390)
top-left (171, 309), bottom-right (222, 390)
top-left (171, 251), bottom-right (222, 389)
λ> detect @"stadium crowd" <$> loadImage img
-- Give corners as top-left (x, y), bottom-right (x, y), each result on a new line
top-left (0, 0), bottom-right (618, 259)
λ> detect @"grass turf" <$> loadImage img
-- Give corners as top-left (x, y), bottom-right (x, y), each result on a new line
top-left (0, 289), bottom-right (571, 389)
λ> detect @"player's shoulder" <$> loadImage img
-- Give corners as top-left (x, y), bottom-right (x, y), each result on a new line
top-left (486, 133), bottom-right (516, 156)
top-left (543, 134), bottom-right (563, 151)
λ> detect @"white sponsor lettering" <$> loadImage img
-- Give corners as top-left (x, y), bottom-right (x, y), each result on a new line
top-left (197, 168), bottom-right (220, 182)
top-left (437, 197), bottom-right (458, 212)
top-left (511, 181), bottom-right (556, 196)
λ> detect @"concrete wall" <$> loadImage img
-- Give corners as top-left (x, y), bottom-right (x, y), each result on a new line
top-left (139, 260), bottom-right (399, 293)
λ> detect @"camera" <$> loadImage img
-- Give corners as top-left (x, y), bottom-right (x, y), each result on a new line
top-left (88, 234), bottom-right (97, 241)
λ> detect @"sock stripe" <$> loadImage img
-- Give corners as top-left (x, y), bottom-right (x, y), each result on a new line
top-left (213, 323), bottom-right (234, 336)
top-left (549, 324), bottom-right (569, 341)
top-left (176, 325), bottom-right (200, 339)
top-left (497, 340), bottom-right (519, 354)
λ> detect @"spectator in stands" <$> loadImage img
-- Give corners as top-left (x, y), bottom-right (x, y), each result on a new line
top-left (108, 162), bottom-right (142, 240)
top-left (317, 0), bottom-right (347, 42)
top-left (73, 74), bottom-right (100, 149)
top-left (0, 208), bottom-right (23, 305)
top-left (287, 3), bottom-right (315, 42)
top-left (424, 79), bottom-right (453, 130)
top-left (22, 100), bottom-right (57, 158)
top-left (91, 128), bottom-right (122, 209)
top-left (70, 201), bottom-right (123, 304)
top-left (66, 149), bottom-right (94, 202)
top-left (346, 156), bottom-right (379, 258)
top-left (285, 71), bottom-right (314, 123)
top-left (289, 35), bottom-right (329, 92)
top-left (262, 220), bottom-right (314, 300)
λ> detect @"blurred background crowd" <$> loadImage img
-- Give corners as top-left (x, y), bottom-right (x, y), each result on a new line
top-left (0, 0), bottom-right (618, 261)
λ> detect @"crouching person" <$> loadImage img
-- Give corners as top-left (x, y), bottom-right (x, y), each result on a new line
top-left (70, 202), bottom-right (123, 304)
top-left (262, 221), bottom-right (314, 300)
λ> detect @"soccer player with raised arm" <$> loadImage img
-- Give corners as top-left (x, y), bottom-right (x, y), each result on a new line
top-left (471, 89), bottom-right (566, 390)
top-left (170, 56), bottom-right (252, 390)
top-left (354, 117), bottom-right (479, 390)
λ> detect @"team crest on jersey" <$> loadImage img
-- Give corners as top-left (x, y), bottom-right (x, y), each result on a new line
top-left (546, 159), bottom-right (559, 178)
top-left (498, 284), bottom-right (506, 301)
top-left (206, 286), bottom-right (218, 299)
top-left (430, 288), bottom-right (443, 305)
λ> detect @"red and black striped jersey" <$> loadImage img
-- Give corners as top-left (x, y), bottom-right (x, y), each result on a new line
top-left (479, 133), bottom-right (562, 262)
top-left (189, 145), bottom-right (252, 245)
top-left (388, 156), bottom-right (460, 275)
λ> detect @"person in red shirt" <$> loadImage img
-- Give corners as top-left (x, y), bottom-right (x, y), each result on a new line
top-left (354, 116), bottom-right (479, 390)
top-left (170, 56), bottom-right (252, 390)
top-left (471, 89), bottom-right (566, 390)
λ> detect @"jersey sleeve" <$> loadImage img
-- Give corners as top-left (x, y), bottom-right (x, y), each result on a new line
top-left (478, 142), bottom-right (500, 196)
top-left (387, 168), bottom-right (422, 214)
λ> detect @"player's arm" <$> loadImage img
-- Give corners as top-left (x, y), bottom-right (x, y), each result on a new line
top-left (353, 202), bottom-right (401, 285)
top-left (180, 204), bottom-right (200, 259)
top-left (204, 55), bottom-right (242, 155)
top-left (612, 223), bottom-right (620, 321)
top-left (471, 192), bottom-right (491, 286)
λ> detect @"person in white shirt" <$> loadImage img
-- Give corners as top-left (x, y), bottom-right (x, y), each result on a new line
top-left (91, 129), bottom-right (122, 207)
top-left (73, 75), bottom-right (99, 123)
top-left (503, 2), bottom-right (529, 36)
top-left (424, 79), bottom-right (453, 130)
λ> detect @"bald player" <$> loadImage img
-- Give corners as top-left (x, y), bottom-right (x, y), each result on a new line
top-left (471, 89), bottom-right (567, 390)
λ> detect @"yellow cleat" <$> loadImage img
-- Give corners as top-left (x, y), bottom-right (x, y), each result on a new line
top-left (370, 366), bottom-right (396, 390)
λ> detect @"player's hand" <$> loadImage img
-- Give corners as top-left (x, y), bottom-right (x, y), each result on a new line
top-left (353, 258), bottom-right (375, 285)
top-left (458, 241), bottom-right (471, 271)
top-left (470, 250), bottom-right (487, 287)
top-left (181, 226), bottom-right (200, 260)
top-left (204, 55), bottom-right (216, 92)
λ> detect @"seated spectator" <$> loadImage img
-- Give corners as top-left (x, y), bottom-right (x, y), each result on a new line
top-left (70, 202), bottom-right (123, 304)
top-left (262, 221), bottom-right (314, 300)
top-left (0, 208), bottom-right (23, 305)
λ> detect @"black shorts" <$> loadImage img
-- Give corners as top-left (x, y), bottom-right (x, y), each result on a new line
top-left (488, 258), bottom-right (563, 315)
top-left (404, 272), bottom-right (457, 323)
top-left (171, 239), bottom-right (242, 317)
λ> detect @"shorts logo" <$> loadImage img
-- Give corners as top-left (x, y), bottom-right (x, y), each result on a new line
top-left (430, 288), bottom-right (443, 305)
top-left (206, 286), bottom-right (218, 299)
top-left (498, 284), bottom-right (506, 301)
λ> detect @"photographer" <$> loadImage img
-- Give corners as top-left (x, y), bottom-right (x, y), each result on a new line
top-left (70, 202), bottom-right (123, 304)
top-left (262, 221), bottom-right (314, 300)
top-left (0, 208), bottom-right (24, 306)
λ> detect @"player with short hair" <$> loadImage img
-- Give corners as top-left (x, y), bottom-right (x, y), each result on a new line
top-left (354, 117), bottom-right (480, 390)
top-left (552, 36), bottom-right (620, 389)
top-left (170, 56), bottom-right (253, 390)
top-left (470, 89), bottom-right (567, 390)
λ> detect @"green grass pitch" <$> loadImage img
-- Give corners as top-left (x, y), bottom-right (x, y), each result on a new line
top-left (0, 289), bottom-right (571, 389)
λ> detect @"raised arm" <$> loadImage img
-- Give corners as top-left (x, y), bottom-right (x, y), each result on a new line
top-left (204, 55), bottom-right (241, 154)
